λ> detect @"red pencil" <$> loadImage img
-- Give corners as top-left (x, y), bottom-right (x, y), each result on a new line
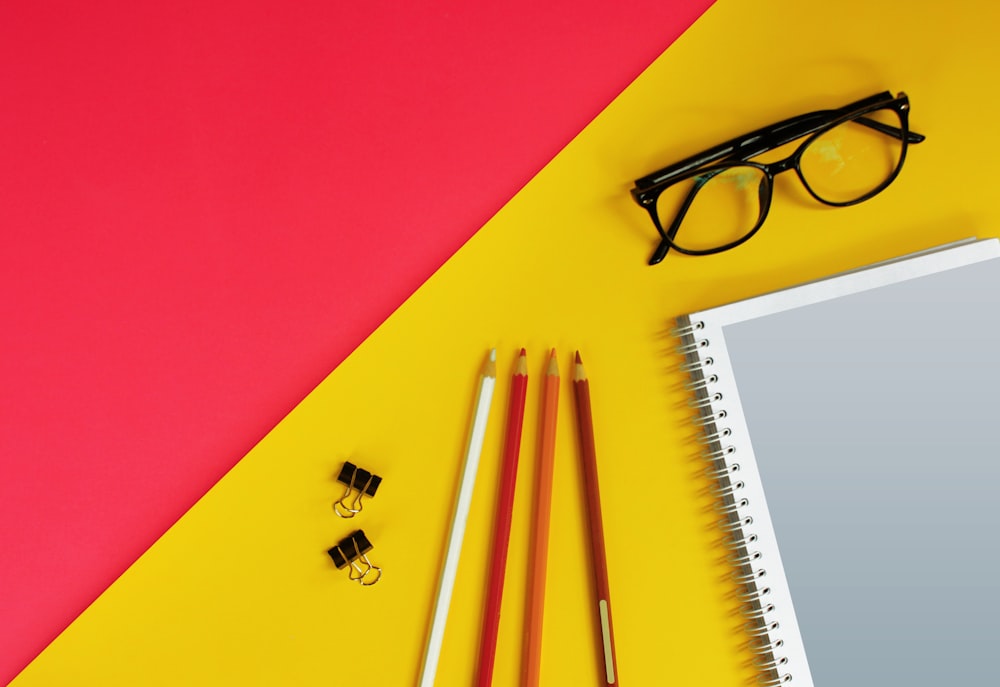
top-left (475, 348), bottom-right (529, 687)
top-left (573, 352), bottom-right (620, 686)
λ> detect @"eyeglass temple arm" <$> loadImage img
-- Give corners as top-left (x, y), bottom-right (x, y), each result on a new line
top-left (633, 110), bottom-right (849, 190)
top-left (634, 93), bottom-right (923, 191)
top-left (757, 108), bottom-right (925, 150)
top-left (855, 116), bottom-right (925, 143)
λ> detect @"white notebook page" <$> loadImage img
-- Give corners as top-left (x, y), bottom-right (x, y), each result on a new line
top-left (719, 251), bottom-right (1000, 685)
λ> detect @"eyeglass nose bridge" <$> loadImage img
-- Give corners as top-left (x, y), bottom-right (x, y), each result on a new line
top-left (753, 153), bottom-right (814, 208)
top-left (759, 153), bottom-right (799, 177)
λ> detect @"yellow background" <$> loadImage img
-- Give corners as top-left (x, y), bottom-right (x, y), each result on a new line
top-left (14, 0), bottom-right (1000, 685)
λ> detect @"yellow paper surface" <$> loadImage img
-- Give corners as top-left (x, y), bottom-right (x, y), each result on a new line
top-left (15, 0), bottom-right (1000, 685)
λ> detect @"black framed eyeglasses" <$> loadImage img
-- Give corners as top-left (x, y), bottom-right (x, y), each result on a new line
top-left (630, 91), bottom-right (925, 265)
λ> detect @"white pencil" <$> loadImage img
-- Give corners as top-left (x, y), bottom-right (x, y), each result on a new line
top-left (418, 348), bottom-right (497, 687)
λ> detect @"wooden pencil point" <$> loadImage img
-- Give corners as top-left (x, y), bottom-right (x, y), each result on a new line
top-left (573, 351), bottom-right (587, 382)
top-left (546, 349), bottom-right (559, 376)
top-left (515, 349), bottom-right (528, 375)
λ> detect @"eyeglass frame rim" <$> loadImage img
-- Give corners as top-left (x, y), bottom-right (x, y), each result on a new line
top-left (630, 91), bottom-right (926, 263)
top-left (653, 98), bottom-right (912, 255)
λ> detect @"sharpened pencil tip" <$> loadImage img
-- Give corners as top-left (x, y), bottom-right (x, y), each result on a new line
top-left (575, 351), bottom-right (582, 364)
top-left (483, 348), bottom-right (498, 379)
top-left (515, 349), bottom-right (528, 375)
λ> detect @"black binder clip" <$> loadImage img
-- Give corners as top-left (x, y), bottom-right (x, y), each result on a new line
top-left (327, 530), bottom-right (382, 586)
top-left (333, 461), bottom-right (382, 518)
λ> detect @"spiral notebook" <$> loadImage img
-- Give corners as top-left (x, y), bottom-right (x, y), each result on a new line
top-left (674, 237), bottom-right (1000, 687)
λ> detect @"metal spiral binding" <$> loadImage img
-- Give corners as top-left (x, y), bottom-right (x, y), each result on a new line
top-left (673, 316), bottom-right (792, 686)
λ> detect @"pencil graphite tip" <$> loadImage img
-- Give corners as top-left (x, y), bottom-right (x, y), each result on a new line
top-left (515, 348), bottom-right (528, 375)
top-left (546, 349), bottom-right (559, 376)
top-left (483, 348), bottom-right (498, 379)
top-left (573, 351), bottom-right (587, 382)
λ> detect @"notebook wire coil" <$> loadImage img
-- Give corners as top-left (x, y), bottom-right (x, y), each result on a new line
top-left (673, 315), bottom-right (792, 686)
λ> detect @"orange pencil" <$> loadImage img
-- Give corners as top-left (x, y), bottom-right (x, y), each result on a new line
top-left (573, 352), bottom-right (620, 686)
top-left (523, 349), bottom-right (560, 687)
top-left (475, 349), bottom-right (529, 687)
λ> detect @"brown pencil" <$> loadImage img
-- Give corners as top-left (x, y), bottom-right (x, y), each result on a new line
top-left (523, 349), bottom-right (560, 687)
top-left (573, 351), bottom-right (619, 686)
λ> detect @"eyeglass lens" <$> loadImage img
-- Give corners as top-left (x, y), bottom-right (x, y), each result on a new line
top-left (654, 105), bottom-right (906, 254)
top-left (655, 165), bottom-right (767, 253)
top-left (799, 107), bottom-right (904, 203)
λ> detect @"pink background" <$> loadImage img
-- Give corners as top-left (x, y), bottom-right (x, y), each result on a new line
top-left (0, 1), bottom-right (712, 681)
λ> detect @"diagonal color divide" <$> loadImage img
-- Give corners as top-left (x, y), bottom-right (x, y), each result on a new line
top-left (0, 2), bottom-right (713, 682)
top-left (12, 0), bottom-right (1000, 685)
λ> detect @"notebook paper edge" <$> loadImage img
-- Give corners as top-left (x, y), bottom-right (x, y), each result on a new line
top-left (688, 238), bottom-right (1000, 327)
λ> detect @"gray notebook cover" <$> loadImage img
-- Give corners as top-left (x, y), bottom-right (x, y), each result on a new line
top-left (685, 239), bottom-right (1000, 686)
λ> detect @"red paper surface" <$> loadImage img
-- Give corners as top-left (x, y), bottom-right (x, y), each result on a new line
top-left (0, 1), bottom-right (712, 680)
